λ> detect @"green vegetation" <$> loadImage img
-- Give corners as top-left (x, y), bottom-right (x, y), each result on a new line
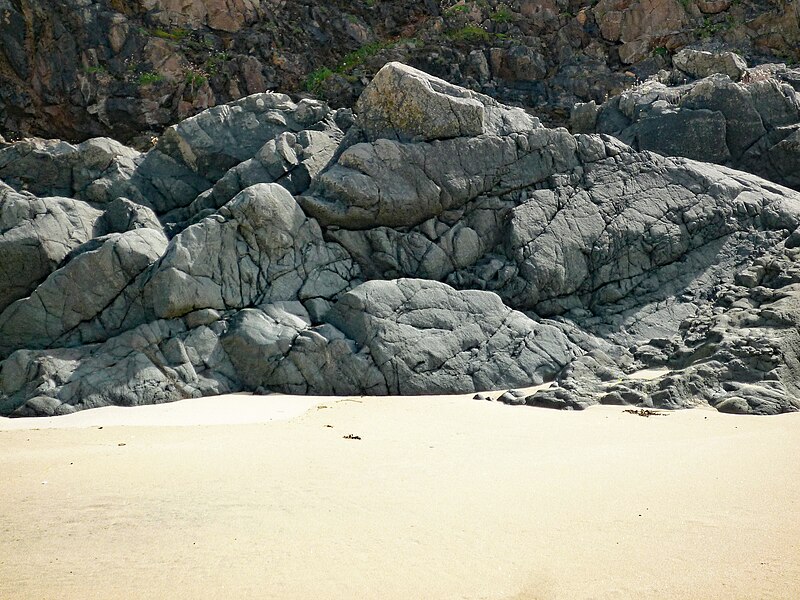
top-left (84, 64), bottom-right (107, 75)
top-left (447, 24), bottom-right (491, 42)
top-left (305, 66), bottom-right (335, 95)
top-left (696, 16), bottom-right (727, 38)
top-left (137, 71), bottom-right (164, 85)
top-left (205, 51), bottom-right (231, 75)
top-left (151, 27), bottom-right (190, 42)
top-left (491, 6), bottom-right (514, 23)
top-left (652, 46), bottom-right (668, 57)
top-left (304, 38), bottom-right (410, 95)
top-left (185, 70), bottom-right (207, 87)
top-left (445, 4), bottom-right (470, 15)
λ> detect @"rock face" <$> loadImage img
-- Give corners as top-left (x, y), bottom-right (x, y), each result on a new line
top-left (2, 61), bottom-right (800, 417)
top-left (1, 0), bottom-right (798, 145)
top-left (572, 54), bottom-right (800, 191)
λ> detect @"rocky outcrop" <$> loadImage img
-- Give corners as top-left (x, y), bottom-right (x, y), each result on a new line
top-left (571, 53), bottom-right (800, 191)
top-left (2, 61), bottom-right (800, 417)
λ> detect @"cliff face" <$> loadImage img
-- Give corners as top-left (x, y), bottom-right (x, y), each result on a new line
top-left (1, 0), bottom-right (798, 146)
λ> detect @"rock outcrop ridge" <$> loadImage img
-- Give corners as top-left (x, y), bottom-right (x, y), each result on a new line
top-left (572, 50), bottom-right (800, 191)
top-left (2, 61), bottom-right (800, 417)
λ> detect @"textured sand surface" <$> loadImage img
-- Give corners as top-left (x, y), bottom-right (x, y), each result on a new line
top-left (1, 394), bottom-right (798, 599)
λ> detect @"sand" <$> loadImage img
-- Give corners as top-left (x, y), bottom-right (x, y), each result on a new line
top-left (1, 393), bottom-right (798, 600)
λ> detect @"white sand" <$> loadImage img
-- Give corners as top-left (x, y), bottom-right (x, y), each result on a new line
top-left (1, 393), bottom-right (798, 599)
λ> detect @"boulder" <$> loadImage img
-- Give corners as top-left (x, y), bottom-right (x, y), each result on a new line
top-left (324, 278), bottom-right (581, 394)
top-left (354, 62), bottom-right (538, 143)
top-left (673, 49), bottom-right (748, 82)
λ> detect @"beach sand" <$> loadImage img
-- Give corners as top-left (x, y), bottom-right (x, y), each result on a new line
top-left (1, 393), bottom-right (798, 599)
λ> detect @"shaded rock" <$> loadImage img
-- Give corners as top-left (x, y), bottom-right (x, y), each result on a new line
top-left (578, 66), bottom-right (800, 190)
top-left (0, 319), bottom-right (237, 416)
top-left (0, 137), bottom-right (140, 201)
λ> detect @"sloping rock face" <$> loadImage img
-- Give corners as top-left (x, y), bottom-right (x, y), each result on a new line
top-left (2, 61), bottom-right (800, 417)
top-left (572, 52), bottom-right (800, 191)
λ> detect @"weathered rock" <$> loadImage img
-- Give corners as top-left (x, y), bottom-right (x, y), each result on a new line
top-left (143, 183), bottom-right (357, 319)
top-left (0, 228), bottom-right (168, 357)
top-left (0, 319), bottom-right (237, 416)
top-left (300, 126), bottom-right (578, 229)
top-left (323, 278), bottom-right (582, 394)
top-left (3, 62), bottom-right (800, 417)
top-left (354, 62), bottom-right (538, 143)
top-left (0, 185), bottom-right (104, 313)
top-left (673, 49), bottom-right (748, 81)
top-left (577, 64), bottom-right (800, 191)
top-left (0, 137), bottom-right (140, 202)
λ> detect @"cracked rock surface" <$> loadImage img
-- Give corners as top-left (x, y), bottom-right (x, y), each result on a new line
top-left (2, 61), bottom-right (800, 416)
top-left (572, 52), bottom-right (800, 192)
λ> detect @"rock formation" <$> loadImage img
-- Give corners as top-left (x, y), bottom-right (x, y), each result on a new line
top-left (2, 61), bottom-right (800, 417)
top-left (572, 50), bottom-right (800, 191)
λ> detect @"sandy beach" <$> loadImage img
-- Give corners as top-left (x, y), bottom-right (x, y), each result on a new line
top-left (1, 393), bottom-right (798, 600)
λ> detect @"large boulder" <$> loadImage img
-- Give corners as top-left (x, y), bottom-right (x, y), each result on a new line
top-left (354, 61), bottom-right (538, 143)
top-left (323, 278), bottom-right (582, 394)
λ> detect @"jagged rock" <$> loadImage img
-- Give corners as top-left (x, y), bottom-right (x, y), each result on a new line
top-left (142, 183), bottom-right (356, 319)
top-left (354, 62), bottom-right (538, 143)
top-left (574, 65), bottom-right (800, 190)
top-left (0, 228), bottom-right (168, 357)
top-left (0, 319), bottom-right (237, 416)
top-left (3, 62), bottom-right (800, 417)
top-left (0, 137), bottom-right (140, 202)
top-left (0, 185), bottom-right (104, 313)
top-left (172, 125), bottom-right (344, 228)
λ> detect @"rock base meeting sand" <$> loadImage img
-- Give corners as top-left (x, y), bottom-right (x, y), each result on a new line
top-left (1, 394), bottom-right (799, 599)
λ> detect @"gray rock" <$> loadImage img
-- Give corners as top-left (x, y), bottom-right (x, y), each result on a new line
top-left (97, 197), bottom-right (163, 234)
top-left (300, 127), bottom-right (578, 229)
top-left (143, 183), bottom-right (357, 319)
top-left (0, 136), bottom-right (140, 201)
top-left (579, 68), bottom-right (800, 191)
top-left (0, 319), bottom-right (237, 416)
top-left (0, 185), bottom-right (104, 313)
top-left (324, 278), bottom-right (582, 394)
top-left (0, 228), bottom-right (167, 357)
